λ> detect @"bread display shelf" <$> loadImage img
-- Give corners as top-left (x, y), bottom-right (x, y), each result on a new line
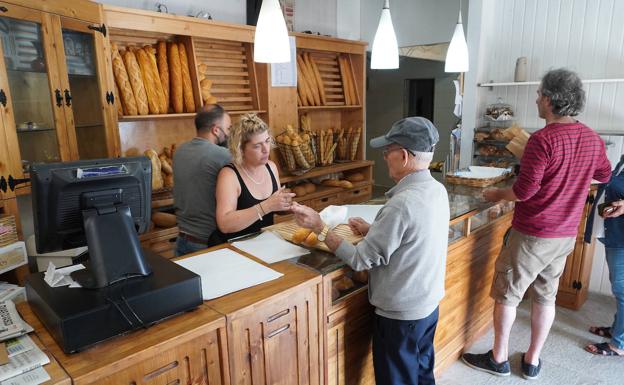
top-left (298, 105), bottom-right (362, 111)
top-left (291, 180), bottom-right (370, 202)
top-left (280, 160), bottom-right (373, 183)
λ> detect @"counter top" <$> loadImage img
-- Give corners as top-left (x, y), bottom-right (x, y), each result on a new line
top-left (290, 178), bottom-right (516, 275)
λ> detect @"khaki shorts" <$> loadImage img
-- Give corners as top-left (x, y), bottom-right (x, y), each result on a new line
top-left (490, 228), bottom-right (575, 306)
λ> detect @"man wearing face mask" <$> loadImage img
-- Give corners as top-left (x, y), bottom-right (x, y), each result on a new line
top-left (173, 104), bottom-right (232, 256)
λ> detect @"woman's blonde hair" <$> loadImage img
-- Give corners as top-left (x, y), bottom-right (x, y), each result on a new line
top-left (228, 113), bottom-right (270, 165)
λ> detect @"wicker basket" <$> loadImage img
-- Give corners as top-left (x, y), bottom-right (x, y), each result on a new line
top-left (445, 172), bottom-right (512, 187)
top-left (0, 215), bottom-right (18, 248)
top-left (276, 142), bottom-right (314, 174)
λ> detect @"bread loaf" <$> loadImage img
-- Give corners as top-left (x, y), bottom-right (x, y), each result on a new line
top-left (159, 155), bottom-right (173, 175)
top-left (334, 276), bottom-right (354, 291)
top-left (292, 185), bottom-right (307, 197)
top-left (152, 212), bottom-right (176, 228)
top-left (296, 55), bottom-right (316, 105)
top-left (306, 52), bottom-right (326, 105)
top-left (144, 149), bottom-right (163, 190)
top-left (135, 48), bottom-right (161, 114)
top-left (156, 41), bottom-right (169, 113)
top-left (300, 53), bottom-right (320, 105)
top-left (168, 42), bottom-right (183, 113)
top-left (144, 45), bottom-right (167, 114)
top-left (122, 49), bottom-right (148, 115)
top-left (338, 55), bottom-right (352, 105)
top-left (292, 228), bottom-right (312, 243)
top-left (302, 232), bottom-right (319, 247)
top-left (178, 43), bottom-right (195, 113)
top-left (321, 179), bottom-right (341, 187)
top-left (111, 43), bottom-right (138, 116)
top-left (163, 174), bottom-right (174, 188)
top-left (114, 82), bottom-right (123, 117)
top-left (346, 172), bottom-right (364, 182)
top-left (303, 182), bottom-right (316, 194)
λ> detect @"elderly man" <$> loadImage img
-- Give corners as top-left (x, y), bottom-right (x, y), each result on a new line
top-left (291, 117), bottom-right (449, 385)
top-left (462, 69), bottom-right (611, 379)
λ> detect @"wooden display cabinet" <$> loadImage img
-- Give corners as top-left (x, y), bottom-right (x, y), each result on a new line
top-left (0, 0), bottom-right (119, 197)
top-left (18, 302), bottom-right (231, 385)
top-left (204, 245), bottom-right (323, 385)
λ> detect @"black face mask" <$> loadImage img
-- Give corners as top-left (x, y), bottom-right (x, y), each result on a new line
top-left (217, 135), bottom-right (229, 148)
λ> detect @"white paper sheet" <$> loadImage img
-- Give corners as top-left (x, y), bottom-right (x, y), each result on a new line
top-left (43, 263), bottom-right (84, 288)
top-left (175, 248), bottom-right (283, 300)
top-left (271, 36), bottom-right (297, 87)
top-left (344, 205), bottom-right (383, 224)
top-left (319, 205), bottom-right (348, 228)
top-left (454, 166), bottom-right (511, 179)
top-left (231, 232), bottom-right (309, 264)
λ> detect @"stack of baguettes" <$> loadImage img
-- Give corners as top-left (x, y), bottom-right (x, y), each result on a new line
top-left (111, 41), bottom-right (196, 116)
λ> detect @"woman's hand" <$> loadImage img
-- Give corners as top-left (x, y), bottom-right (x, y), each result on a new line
top-left (603, 200), bottom-right (624, 218)
top-left (348, 217), bottom-right (370, 236)
top-left (290, 202), bottom-right (323, 233)
top-left (261, 186), bottom-right (296, 214)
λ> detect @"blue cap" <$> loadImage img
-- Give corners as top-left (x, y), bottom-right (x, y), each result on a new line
top-left (370, 117), bottom-right (439, 152)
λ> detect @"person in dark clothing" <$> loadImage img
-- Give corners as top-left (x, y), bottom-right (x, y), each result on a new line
top-left (215, 113), bottom-right (294, 240)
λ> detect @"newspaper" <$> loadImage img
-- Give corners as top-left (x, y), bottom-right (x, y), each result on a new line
top-left (0, 367), bottom-right (49, 385)
top-left (0, 346), bottom-right (49, 382)
top-left (0, 302), bottom-right (32, 342)
top-left (5, 335), bottom-right (34, 358)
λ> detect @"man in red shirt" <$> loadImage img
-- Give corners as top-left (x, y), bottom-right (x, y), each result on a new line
top-left (462, 69), bottom-right (611, 379)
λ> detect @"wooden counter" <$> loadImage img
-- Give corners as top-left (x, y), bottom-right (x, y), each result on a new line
top-left (17, 302), bottom-right (229, 385)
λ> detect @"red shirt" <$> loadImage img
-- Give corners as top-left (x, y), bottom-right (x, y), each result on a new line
top-left (512, 122), bottom-right (611, 238)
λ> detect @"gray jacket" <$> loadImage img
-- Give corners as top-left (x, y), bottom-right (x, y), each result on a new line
top-left (335, 170), bottom-right (449, 320)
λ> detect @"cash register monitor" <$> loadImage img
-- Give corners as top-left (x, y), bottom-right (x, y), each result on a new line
top-left (31, 156), bottom-right (152, 289)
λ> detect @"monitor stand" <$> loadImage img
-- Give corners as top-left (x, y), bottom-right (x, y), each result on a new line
top-left (71, 203), bottom-right (151, 289)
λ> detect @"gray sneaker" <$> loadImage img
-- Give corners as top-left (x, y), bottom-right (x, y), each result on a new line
top-left (461, 350), bottom-right (511, 376)
top-left (521, 353), bottom-right (542, 380)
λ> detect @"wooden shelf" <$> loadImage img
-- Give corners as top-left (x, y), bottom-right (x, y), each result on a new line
top-left (228, 110), bottom-right (266, 115)
top-left (298, 105), bottom-right (361, 112)
top-left (118, 113), bottom-right (197, 122)
top-left (292, 180), bottom-right (370, 202)
top-left (478, 78), bottom-right (624, 88)
top-left (280, 160), bottom-right (373, 183)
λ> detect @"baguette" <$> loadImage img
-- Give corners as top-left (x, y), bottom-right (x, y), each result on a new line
top-left (306, 52), bottom-right (326, 105)
top-left (114, 82), bottom-right (123, 117)
top-left (296, 55), bottom-right (315, 106)
top-left (168, 42), bottom-right (184, 113)
top-left (343, 55), bottom-right (357, 104)
top-left (300, 53), bottom-right (320, 105)
top-left (122, 49), bottom-right (149, 115)
top-left (144, 45), bottom-right (167, 114)
top-left (178, 43), bottom-right (196, 112)
top-left (157, 41), bottom-right (170, 113)
top-left (159, 155), bottom-right (173, 175)
top-left (338, 55), bottom-right (352, 105)
top-left (144, 149), bottom-right (164, 190)
top-left (111, 43), bottom-right (138, 116)
top-left (135, 47), bottom-right (161, 114)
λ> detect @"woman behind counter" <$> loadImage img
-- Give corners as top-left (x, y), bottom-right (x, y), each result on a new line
top-left (215, 113), bottom-right (295, 241)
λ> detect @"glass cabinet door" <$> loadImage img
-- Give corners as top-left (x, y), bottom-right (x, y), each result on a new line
top-left (0, 13), bottom-right (63, 176)
top-left (57, 18), bottom-right (110, 160)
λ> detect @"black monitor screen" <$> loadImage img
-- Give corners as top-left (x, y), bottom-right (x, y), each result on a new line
top-left (31, 157), bottom-right (151, 254)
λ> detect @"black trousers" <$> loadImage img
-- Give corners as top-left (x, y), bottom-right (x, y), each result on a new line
top-left (373, 307), bottom-right (439, 385)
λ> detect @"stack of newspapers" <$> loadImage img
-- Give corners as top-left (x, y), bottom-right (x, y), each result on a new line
top-left (0, 301), bottom-right (49, 385)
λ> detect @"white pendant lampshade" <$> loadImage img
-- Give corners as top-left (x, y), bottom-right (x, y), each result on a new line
top-left (254, 0), bottom-right (290, 63)
top-left (371, 0), bottom-right (399, 69)
top-left (445, 10), bottom-right (469, 72)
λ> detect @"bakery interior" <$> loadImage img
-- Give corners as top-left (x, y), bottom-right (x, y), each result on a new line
top-left (0, 0), bottom-right (622, 384)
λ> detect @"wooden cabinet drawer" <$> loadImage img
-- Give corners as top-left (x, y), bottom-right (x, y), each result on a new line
top-left (307, 194), bottom-right (343, 211)
top-left (339, 185), bottom-right (372, 204)
top-left (140, 227), bottom-right (178, 258)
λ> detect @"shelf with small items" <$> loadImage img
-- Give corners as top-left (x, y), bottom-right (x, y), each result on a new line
top-left (297, 105), bottom-right (362, 112)
top-left (280, 160), bottom-right (373, 184)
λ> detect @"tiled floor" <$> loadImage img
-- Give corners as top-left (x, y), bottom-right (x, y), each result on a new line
top-left (438, 293), bottom-right (624, 384)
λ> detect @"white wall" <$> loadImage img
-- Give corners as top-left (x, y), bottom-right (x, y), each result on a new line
top-left (96, 0), bottom-right (247, 24)
top-left (360, 0), bottom-right (468, 48)
top-left (463, 0), bottom-right (624, 167)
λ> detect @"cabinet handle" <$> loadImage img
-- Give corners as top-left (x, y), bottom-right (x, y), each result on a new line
top-left (105, 91), bottom-right (115, 105)
top-left (0, 176), bottom-right (6, 193)
top-left (87, 23), bottom-right (107, 37)
top-left (8, 175), bottom-right (29, 191)
top-left (266, 324), bottom-right (290, 339)
top-left (55, 89), bottom-right (62, 107)
top-left (0, 6), bottom-right (7, 12)
top-left (267, 308), bottom-right (290, 323)
top-left (0, 89), bottom-right (6, 107)
top-left (64, 89), bottom-right (72, 107)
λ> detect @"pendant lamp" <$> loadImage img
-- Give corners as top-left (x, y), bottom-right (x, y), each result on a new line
top-left (254, 0), bottom-right (290, 63)
top-left (371, 0), bottom-right (399, 69)
top-left (445, 8), bottom-right (469, 72)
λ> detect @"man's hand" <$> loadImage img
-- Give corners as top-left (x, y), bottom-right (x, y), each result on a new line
top-left (348, 217), bottom-right (370, 236)
top-left (482, 188), bottom-right (501, 202)
top-left (290, 202), bottom-right (323, 233)
top-left (483, 187), bottom-right (518, 202)
top-left (603, 200), bottom-right (624, 218)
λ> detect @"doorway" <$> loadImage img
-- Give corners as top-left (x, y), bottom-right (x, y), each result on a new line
top-left (405, 78), bottom-right (435, 121)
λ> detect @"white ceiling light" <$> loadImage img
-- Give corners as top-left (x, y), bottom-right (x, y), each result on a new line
top-left (371, 0), bottom-right (399, 69)
top-left (445, 8), bottom-right (469, 72)
top-left (254, 0), bottom-right (290, 63)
